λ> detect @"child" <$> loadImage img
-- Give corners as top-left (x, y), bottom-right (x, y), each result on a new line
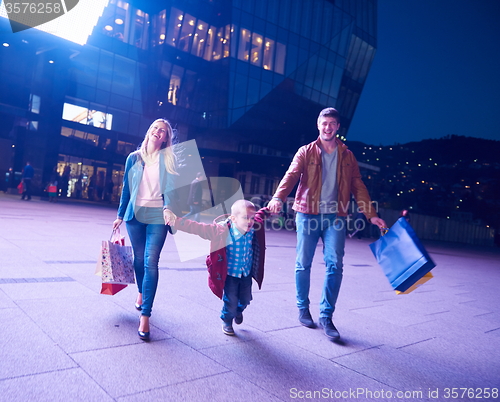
top-left (174, 200), bottom-right (269, 336)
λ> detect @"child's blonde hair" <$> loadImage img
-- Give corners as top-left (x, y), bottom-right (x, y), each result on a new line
top-left (231, 200), bottom-right (256, 216)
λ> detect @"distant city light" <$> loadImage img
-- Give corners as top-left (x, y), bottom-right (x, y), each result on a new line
top-left (2, 42), bottom-right (9, 47)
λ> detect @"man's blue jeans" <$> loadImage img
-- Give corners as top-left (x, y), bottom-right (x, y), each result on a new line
top-left (295, 213), bottom-right (346, 319)
top-left (220, 274), bottom-right (253, 323)
top-left (126, 212), bottom-right (168, 317)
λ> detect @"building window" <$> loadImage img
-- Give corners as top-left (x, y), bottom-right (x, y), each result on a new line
top-left (263, 39), bottom-right (274, 70)
top-left (166, 7), bottom-right (183, 48)
top-left (178, 13), bottom-right (196, 52)
top-left (168, 66), bottom-right (183, 105)
top-left (250, 175), bottom-right (260, 194)
top-left (162, 7), bottom-right (285, 73)
top-left (60, 127), bottom-right (100, 147)
top-left (250, 33), bottom-right (263, 67)
top-left (151, 9), bottom-right (167, 46)
top-left (238, 28), bottom-right (251, 61)
top-left (238, 173), bottom-right (246, 193)
top-left (192, 20), bottom-right (208, 57)
top-left (62, 103), bottom-right (113, 130)
top-left (29, 94), bottom-right (41, 114)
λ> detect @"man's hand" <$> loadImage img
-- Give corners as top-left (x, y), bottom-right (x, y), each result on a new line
top-left (268, 198), bottom-right (283, 213)
top-left (370, 216), bottom-right (387, 229)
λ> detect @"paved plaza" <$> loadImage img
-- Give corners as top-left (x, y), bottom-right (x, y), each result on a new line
top-left (0, 193), bottom-right (499, 401)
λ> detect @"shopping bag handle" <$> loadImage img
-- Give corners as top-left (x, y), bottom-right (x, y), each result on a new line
top-left (110, 228), bottom-right (121, 242)
top-left (379, 227), bottom-right (389, 236)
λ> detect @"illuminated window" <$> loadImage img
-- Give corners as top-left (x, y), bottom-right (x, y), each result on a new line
top-left (191, 19), bottom-right (208, 57)
top-left (62, 103), bottom-right (113, 130)
top-left (168, 66), bottom-right (183, 105)
top-left (263, 39), bottom-right (274, 70)
top-left (203, 25), bottom-right (216, 61)
top-left (151, 9), bottom-right (167, 46)
top-left (251, 33), bottom-right (263, 67)
top-left (178, 13), bottom-right (196, 52)
top-left (238, 28), bottom-right (251, 61)
top-left (166, 7), bottom-right (183, 48)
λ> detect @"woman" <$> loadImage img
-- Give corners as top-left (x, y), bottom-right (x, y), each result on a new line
top-left (112, 118), bottom-right (177, 341)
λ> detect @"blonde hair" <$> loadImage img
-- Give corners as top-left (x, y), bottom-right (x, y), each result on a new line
top-left (139, 118), bottom-right (177, 175)
top-left (231, 200), bottom-right (256, 216)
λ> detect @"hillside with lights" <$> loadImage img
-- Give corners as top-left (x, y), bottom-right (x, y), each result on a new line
top-left (345, 135), bottom-right (500, 236)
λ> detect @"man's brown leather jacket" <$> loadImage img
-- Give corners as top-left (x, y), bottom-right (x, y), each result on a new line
top-left (273, 137), bottom-right (377, 219)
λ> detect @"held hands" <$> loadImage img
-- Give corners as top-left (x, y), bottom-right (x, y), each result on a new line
top-left (370, 216), bottom-right (387, 229)
top-left (268, 198), bottom-right (283, 214)
top-left (163, 208), bottom-right (177, 226)
top-left (112, 218), bottom-right (123, 231)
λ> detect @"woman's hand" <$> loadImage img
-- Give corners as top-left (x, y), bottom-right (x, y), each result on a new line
top-left (163, 209), bottom-right (177, 226)
top-left (112, 218), bottom-right (123, 231)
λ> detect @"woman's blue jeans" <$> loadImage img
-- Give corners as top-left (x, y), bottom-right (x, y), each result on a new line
top-left (295, 213), bottom-right (346, 319)
top-left (126, 212), bottom-right (168, 317)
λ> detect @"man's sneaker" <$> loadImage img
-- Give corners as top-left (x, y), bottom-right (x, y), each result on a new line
top-left (222, 322), bottom-right (235, 336)
top-left (319, 317), bottom-right (340, 341)
top-left (234, 312), bottom-right (243, 325)
top-left (298, 308), bottom-right (316, 328)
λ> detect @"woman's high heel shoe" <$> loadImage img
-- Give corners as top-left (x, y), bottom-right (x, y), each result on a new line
top-left (134, 303), bottom-right (142, 311)
top-left (138, 330), bottom-right (150, 341)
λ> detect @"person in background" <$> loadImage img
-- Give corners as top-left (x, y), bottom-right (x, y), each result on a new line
top-left (182, 171), bottom-right (204, 222)
top-left (112, 118), bottom-right (178, 341)
top-left (400, 209), bottom-right (410, 222)
top-left (21, 161), bottom-right (34, 201)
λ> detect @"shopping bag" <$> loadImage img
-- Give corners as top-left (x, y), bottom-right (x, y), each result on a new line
top-left (100, 283), bottom-right (128, 295)
top-left (369, 217), bottom-right (436, 294)
top-left (17, 182), bottom-right (23, 194)
top-left (96, 229), bottom-right (135, 295)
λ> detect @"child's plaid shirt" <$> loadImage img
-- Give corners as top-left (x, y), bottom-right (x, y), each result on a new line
top-left (226, 223), bottom-right (254, 278)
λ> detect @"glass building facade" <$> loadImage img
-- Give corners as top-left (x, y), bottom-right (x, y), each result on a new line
top-left (0, 0), bottom-right (377, 201)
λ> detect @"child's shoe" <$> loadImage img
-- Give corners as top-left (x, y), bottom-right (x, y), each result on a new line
top-left (222, 321), bottom-right (235, 336)
top-left (234, 312), bottom-right (243, 325)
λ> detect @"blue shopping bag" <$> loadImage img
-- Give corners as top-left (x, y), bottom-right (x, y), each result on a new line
top-left (369, 217), bottom-right (436, 293)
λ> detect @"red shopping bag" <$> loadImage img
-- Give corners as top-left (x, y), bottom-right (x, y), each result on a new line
top-left (100, 283), bottom-right (128, 295)
top-left (17, 182), bottom-right (23, 194)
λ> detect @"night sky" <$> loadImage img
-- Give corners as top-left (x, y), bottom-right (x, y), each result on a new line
top-left (348, 0), bottom-right (500, 146)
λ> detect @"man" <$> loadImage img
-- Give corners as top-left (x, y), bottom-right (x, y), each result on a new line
top-left (268, 107), bottom-right (386, 341)
top-left (183, 172), bottom-right (204, 222)
top-left (21, 161), bottom-right (34, 201)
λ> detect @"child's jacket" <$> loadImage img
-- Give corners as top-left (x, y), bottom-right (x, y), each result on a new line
top-left (174, 208), bottom-right (268, 299)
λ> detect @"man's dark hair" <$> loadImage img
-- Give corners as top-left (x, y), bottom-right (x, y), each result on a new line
top-left (318, 107), bottom-right (340, 123)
